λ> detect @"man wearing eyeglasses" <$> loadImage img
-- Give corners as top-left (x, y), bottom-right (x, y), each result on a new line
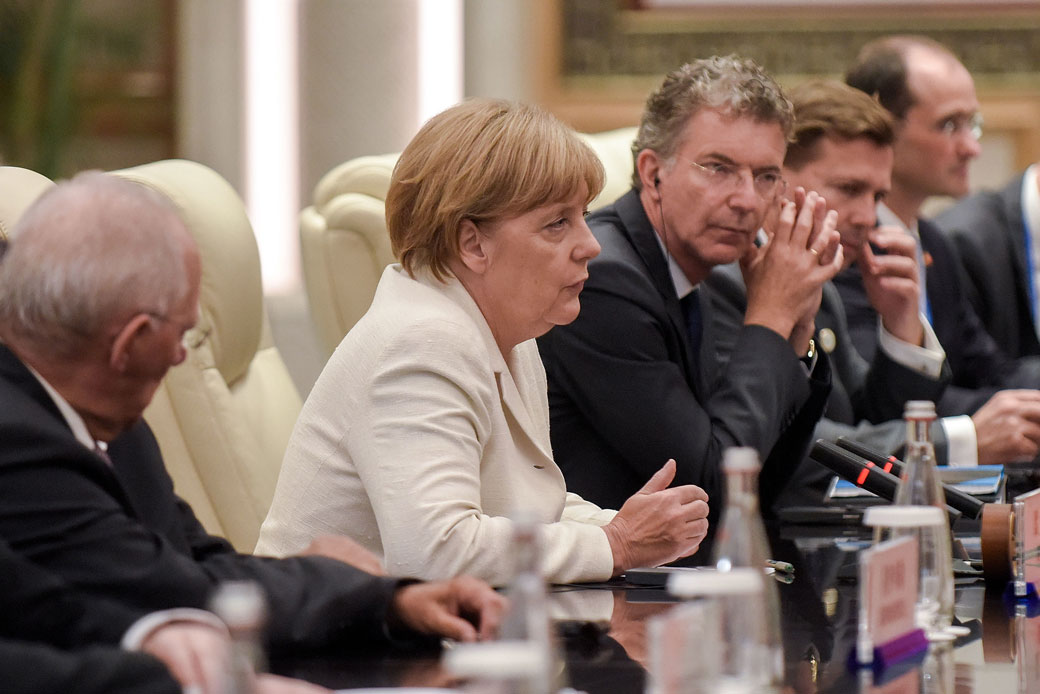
top-left (707, 80), bottom-right (956, 493)
top-left (0, 172), bottom-right (507, 693)
top-left (837, 36), bottom-right (1040, 465)
top-left (538, 57), bottom-right (842, 533)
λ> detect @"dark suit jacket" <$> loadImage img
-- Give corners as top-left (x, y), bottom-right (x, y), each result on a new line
top-left (707, 264), bottom-right (952, 487)
top-left (935, 172), bottom-right (1040, 359)
top-left (0, 344), bottom-right (404, 654)
top-left (537, 189), bottom-right (832, 521)
top-left (0, 640), bottom-right (179, 694)
top-left (0, 537), bottom-right (182, 693)
top-left (833, 217), bottom-right (1040, 416)
top-left (0, 537), bottom-right (146, 647)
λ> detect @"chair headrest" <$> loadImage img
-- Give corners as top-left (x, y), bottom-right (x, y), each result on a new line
top-left (0, 167), bottom-right (55, 240)
top-left (312, 154), bottom-right (399, 208)
top-left (111, 160), bottom-right (263, 386)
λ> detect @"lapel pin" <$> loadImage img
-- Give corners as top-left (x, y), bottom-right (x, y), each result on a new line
top-left (819, 328), bottom-right (837, 354)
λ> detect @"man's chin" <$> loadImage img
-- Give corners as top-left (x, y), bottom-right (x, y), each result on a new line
top-left (943, 172), bottom-right (972, 197)
top-left (708, 237), bottom-right (752, 263)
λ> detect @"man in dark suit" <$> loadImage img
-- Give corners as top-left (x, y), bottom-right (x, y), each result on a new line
top-left (935, 167), bottom-right (1040, 360)
top-left (0, 172), bottom-right (504, 689)
top-left (0, 535), bottom-right (328, 693)
top-left (707, 81), bottom-right (951, 489)
top-left (538, 57), bottom-right (842, 520)
top-left (839, 35), bottom-right (1040, 466)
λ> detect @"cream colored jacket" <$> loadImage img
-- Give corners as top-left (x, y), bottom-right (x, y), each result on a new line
top-left (256, 265), bottom-right (616, 585)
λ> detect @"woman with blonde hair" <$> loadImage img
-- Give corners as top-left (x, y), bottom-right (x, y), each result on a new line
top-left (258, 98), bottom-right (709, 585)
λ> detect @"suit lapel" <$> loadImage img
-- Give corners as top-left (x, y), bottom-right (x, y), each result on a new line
top-left (435, 276), bottom-right (555, 464)
top-left (0, 344), bottom-right (66, 424)
top-left (496, 354), bottom-right (554, 464)
top-left (614, 191), bottom-right (704, 395)
top-left (1003, 175), bottom-right (1033, 318)
top-left (0, 344), bottom-right (138, 511)
top-left (919, 220), bottom-right (955, 334)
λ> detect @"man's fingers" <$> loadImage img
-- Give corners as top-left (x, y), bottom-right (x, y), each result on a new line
top-left (789, 191), bottom-right (820, 248)
top-left (771, 199), bottom-right (798, 244)
top-left (430, 611), bottom-right (480, 643)
top-left (864, 252), bottom-right (918, 280)
top-left (1007, 399), bottom-right (1040, 423)
top-left (451, 576), bottom-right (507, 640)
top-left (868, 225), bottom-right (917, 257)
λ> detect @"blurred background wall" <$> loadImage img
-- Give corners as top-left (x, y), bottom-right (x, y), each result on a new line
top-left (2, 0), bottom-right (1039, 395)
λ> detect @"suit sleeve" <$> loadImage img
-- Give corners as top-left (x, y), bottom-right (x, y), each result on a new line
top-left (708, 268), bottom-right (953, 504)
top-left (0, 639), bottom-right (180, 694)
top-left (0, 418), bottom-right (403, 653)
top-left (946, 224), bottom-right (991, 329)
top-left (0, 538), bottom-right (148, 648)
top-left (542, 254), bottom-right (828, 511)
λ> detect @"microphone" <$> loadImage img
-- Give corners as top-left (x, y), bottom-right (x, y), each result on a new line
top-left (809, 440), bottom-right (962, 525)
top-left (835, 437), bottom-right (985, 521)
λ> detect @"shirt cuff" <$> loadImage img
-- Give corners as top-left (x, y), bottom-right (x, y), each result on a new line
top-left (799, 338), bottom-right (818, 376)
top-left (939, 415), bottom-right (978, 468)
top-left (121, 608), bottom-right (228, 651)
top-left (877, 313), bottom-right (946, 379)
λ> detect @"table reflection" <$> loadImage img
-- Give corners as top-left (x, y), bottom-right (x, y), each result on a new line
top-left (272, 528), bottom-right (1040, 693)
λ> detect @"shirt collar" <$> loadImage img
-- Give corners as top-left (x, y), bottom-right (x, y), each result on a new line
top-left (26, 365), bottom-right (100, 452)
top-left (1023, 165), bottom-right (1040, 235)
top-left (877, 202), bottom-right (919, 238)
top-left (651, 229), bottom-right (696, 299)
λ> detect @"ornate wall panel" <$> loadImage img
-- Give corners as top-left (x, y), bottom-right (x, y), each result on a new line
top-left (539, 0), bottom-right (1040, 171)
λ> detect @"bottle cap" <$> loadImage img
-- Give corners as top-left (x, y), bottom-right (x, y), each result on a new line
top-left (667, 567), bottom-right (763, 598)
top-left (722, 447), bottom-right (761, 473)
top-left (443, 641), bottom-right (546, 677)
top-left (903, 400), bottom-right (937, 420)
top-left (862, 505), bottom-right (945, 528)
top-left (210, 581), bottom-right (267, 628)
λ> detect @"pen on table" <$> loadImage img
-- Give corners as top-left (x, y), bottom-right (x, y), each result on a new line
top-left (766, 559), bottom-right (794, 574)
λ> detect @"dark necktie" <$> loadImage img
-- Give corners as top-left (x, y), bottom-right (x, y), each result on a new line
top-left (93, 442), bottom-right (113, 467)
top-left (681, 288), bottom-right (702, 368)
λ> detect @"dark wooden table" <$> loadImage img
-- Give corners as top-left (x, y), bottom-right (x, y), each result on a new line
top-left (273, 524), bottom-right (1039, 693)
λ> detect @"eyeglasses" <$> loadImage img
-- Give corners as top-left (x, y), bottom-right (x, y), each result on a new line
top-left (685, 159), bottom-right (786, 199)
top-left (936, 112), bottom-right (983, 140)
top-left (145, 311), bottom-right (210, 350)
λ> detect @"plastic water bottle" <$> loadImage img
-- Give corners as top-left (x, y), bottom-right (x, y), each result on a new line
top-left (496, 514), bottom-right (562, 694)
top-left (664, 568), bottom-right (770, 694)
top-left (710, 447), bottom-right (784, 687)
top-left (210, 580), bottom-right (268, 694)
top-left (894, 400), bottom-right (955, 639)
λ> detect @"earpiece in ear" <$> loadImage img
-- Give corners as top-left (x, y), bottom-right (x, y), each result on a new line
top-left (654, 176), bottom-right (661, 188)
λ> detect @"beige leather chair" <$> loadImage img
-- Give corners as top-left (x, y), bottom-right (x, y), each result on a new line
top-left (300, 126), bottom-right (639, 355)
top-left (112, 160), bottom-right (302, 551)
top-left (0, 167), bottom-right (55, 242)
top-left (0, 162), bottom-right (299, 551)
